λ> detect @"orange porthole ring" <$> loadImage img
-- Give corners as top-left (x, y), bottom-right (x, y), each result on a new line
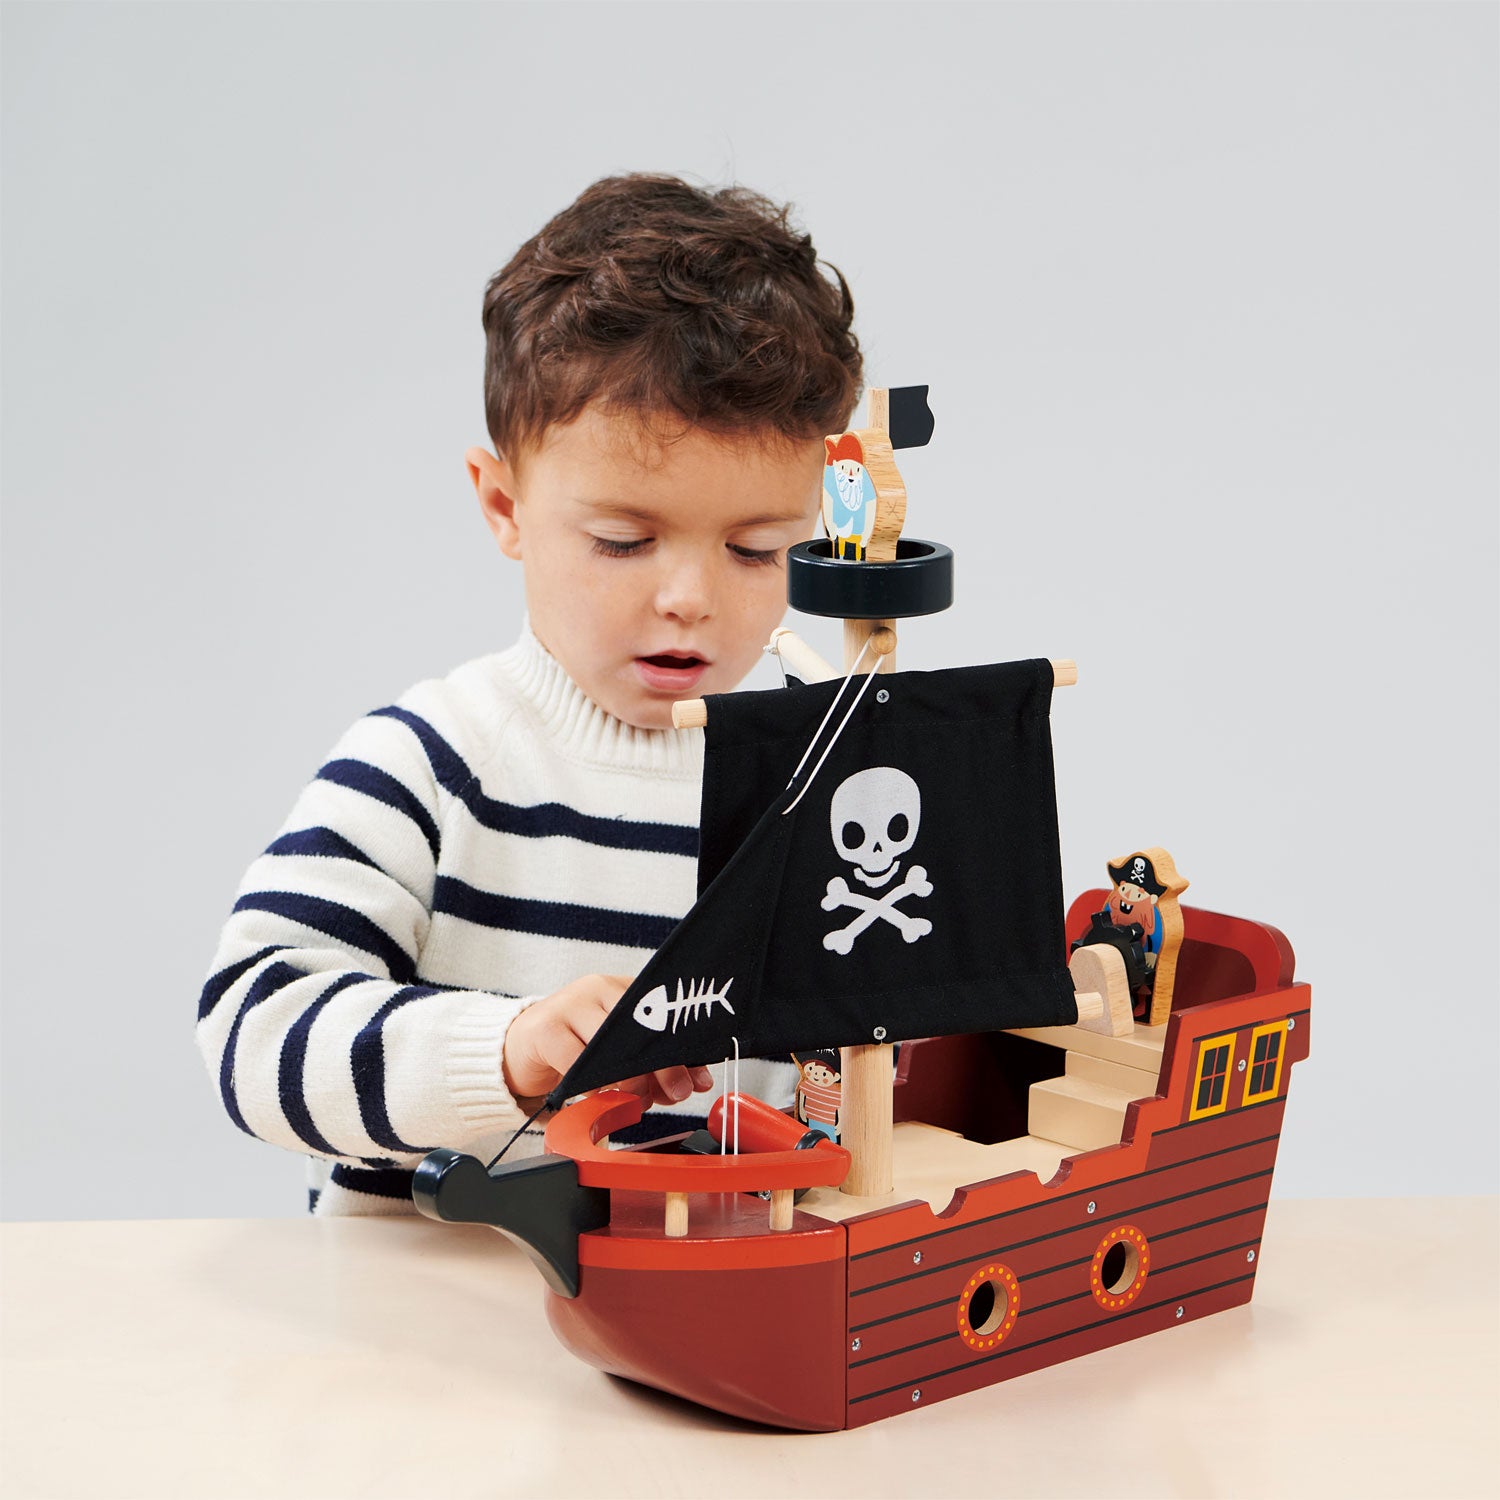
top-left (956, 1263), bottom-right (1021, 1351)
top-left (1090, 1224), bottom-right (1151, 1311)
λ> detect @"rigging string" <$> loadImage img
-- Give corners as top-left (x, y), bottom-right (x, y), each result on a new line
top-left (485, 1100), bottom-right (548, 1171)
top-left (766, 638), bottom-right (790, 690)
top-left (719, 1035), bottom-right (741, 1155)
top-left (782, 633), bottom-right (882, 816)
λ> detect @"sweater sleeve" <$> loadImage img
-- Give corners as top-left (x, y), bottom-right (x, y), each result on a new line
top-left (195, 703), bottom-right (538, 1167)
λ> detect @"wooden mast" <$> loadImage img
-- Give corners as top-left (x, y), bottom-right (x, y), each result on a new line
top-left (838, 618), bottom-right (897, 1197)
top-left (835, 392), bottom-right (907, 1198)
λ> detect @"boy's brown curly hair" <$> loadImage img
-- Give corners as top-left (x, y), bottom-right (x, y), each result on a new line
top-left (482, 174), bottom-right (863, 459)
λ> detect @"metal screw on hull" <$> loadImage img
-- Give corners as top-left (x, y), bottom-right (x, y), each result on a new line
top-left (911, 1390), bottom-right (921, 1403)
top-left (1238, 1059), bottom-right (1247, 1072)
top-left (1246, 1250), bottom-right (1256, 1263)
top-left (1175, 1306), bottom-right (1185, 1319)
top-left (1288, 1018), bottom-right (1296, 1030)
top-left (1086, 1201), bottom-right (1096, 1215)
top-left (912, 1251), bottom-right (923, 1264)
top-left (851, 1338), bottom-right (861, 1352)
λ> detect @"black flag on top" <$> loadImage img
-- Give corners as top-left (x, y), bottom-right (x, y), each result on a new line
top-left (545, 660), bottom-right (1079, 1108)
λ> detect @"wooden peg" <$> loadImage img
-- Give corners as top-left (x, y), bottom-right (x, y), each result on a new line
top-left (769, 1188), bottom-right (793, 1232)
top-left (673, 627), bottom-right (903, 729)
top-left (844, 620), bottom-right (899, 677)
top-left (663, 1192), bottom-right (688, 1238)
top-left (766, 628), bottom-right (838, 685)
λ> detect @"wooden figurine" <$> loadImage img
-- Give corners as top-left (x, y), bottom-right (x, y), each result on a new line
top-left (821, 427), bottom-right (906, 562)
top-left (411, 388), bottom-right (1309, 1433)
top-left (1073, 849), bottom-right (1189, 1024)
top-left (792, 1049), bottom-right (843, 1141)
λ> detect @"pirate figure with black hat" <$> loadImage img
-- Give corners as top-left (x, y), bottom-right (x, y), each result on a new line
top-left (1071, 852), bottom-right (1170, 1020)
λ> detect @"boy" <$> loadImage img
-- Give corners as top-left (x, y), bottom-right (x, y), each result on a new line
top-left (196, 174), bottom-right (864, 1215)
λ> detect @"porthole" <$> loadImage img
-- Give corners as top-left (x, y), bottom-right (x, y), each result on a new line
top-left (957, 1263), bottom-right (1020, 1351)
top-left (1090, 1224), bottom-right (1151, 1312)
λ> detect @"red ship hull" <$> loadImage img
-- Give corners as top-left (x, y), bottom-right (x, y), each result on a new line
top-left (540, 901), bottom-right (1309, 1430)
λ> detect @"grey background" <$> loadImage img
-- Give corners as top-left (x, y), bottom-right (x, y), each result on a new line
top-left (3, 2), bottom-right (1495, 1221)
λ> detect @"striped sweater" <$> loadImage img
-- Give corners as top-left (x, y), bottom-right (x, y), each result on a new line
top-left (197, 624), bottom-right (796, 1215)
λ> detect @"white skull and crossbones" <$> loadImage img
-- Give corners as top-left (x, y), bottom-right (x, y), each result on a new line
top-left (822, 767), bottom-right (933, 954)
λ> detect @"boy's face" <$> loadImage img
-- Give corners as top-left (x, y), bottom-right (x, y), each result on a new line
top-left (469, 403), bottom-right (826, 729)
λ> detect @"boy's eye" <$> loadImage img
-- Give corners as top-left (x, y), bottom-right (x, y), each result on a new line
top-left (590, 536), bottom-right (650, 558)
top-left (728, 544), bottom-right (781, 567)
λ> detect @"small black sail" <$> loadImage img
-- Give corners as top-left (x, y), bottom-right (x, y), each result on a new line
top-left (546, 659), bottom-right (1078, 1109)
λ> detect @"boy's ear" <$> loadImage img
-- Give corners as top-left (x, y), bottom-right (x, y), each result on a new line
top-left (466, 446), bottom-right (523, 560)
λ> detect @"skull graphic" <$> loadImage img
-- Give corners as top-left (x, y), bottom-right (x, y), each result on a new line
top-left (829, 766), bottom-right (921, 888)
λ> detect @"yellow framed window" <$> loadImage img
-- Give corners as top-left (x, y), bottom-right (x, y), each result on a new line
top-left (1242, 1021), bottom-right (1289, 1105)
top-left (1188, 1033), bottom-right (1237, 1120)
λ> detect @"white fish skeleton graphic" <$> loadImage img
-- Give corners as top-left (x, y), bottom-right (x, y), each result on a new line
top-left (632, 976), bottom-right (735, 1033)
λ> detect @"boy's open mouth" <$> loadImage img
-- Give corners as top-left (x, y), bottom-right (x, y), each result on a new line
top-left (641, 653), bottom-right (706, 669)
top-left (634, 652), bottom-right (711, 692)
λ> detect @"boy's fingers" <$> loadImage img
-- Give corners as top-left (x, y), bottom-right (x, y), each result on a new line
top-left (590, 975), bottom-right (634, 1016)
top-left (651, 1066), bottom-right (696, 1104)
top-left (533, 1028), bottom-right (586, 1082)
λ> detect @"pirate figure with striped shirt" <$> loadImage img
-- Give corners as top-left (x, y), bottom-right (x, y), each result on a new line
top-left (792, 1050), bottom-right (843, 1142)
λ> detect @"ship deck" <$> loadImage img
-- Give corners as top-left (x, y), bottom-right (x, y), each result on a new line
top-left (798, 1021), bottom-right (1168, 1222)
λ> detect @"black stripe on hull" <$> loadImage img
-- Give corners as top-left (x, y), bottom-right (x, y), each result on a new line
top-left (851, 1166), bottom-right (1275, 1298)
top-left (849, 1271), bottom-right (1258, 1405)
top-left (850, 1229), bottom-right (1266, 1370)
top-left (849, 1199), bottom-right (1269, 1334)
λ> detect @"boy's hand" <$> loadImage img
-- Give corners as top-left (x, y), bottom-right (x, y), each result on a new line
top-left (502, 974), bottom-right (715, 1110)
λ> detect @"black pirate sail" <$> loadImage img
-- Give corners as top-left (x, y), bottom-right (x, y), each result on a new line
top-left (546, 658), bottom-right (1079, 1108)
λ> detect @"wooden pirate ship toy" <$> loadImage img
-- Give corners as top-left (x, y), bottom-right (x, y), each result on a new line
top-left (414, 387), bottom-right (1311, 1431)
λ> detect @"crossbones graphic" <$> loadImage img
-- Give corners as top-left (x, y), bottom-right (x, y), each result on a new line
top-left (822, 865), bottom-right (933, 954)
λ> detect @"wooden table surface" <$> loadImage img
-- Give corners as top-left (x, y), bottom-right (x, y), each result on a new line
top-left (2, 1198), bottom-right (1495, 1500)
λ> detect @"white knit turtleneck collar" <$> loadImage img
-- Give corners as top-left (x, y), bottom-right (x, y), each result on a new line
top-left (491, 619), bottom-right (705, 779)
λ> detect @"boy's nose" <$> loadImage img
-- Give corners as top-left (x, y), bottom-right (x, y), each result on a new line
top-left (655, 562), bottom-right (713, 624)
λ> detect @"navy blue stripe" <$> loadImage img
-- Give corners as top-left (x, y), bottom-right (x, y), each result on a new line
top-left (278, 971), bottom-right (374, 1155)
top-left (351, 987), bottom-right (443, 1154)
top-left (197, 944), bottom-right (283, 1022)
top-left (370, 706), bottom-right (474, 794)
top-left (308, 1187), bottom-right (321, 1213)
top-left (266, 827), bottom-right (380, 870)
top-left (316, 757), bottom-right (441, 861)
top-left (468, 798), bottom-right (698, 857)
top-left (219, 960), bottom-right (306, 1136)
top-left (373, 705), bottom-right (697, 858)
top-left (433, 875), bottom-right (679, 950)
top-left (329, 1162), bottom-right (417, 1201)
top-left (230, 891), bottom-right (417, 983)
